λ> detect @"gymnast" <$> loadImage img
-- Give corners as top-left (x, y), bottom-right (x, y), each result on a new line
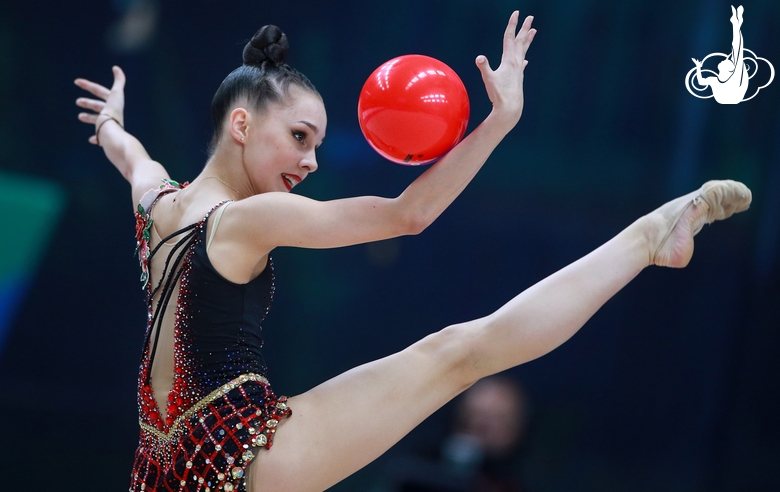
top-left (75, 12), bottom-right (751, 492)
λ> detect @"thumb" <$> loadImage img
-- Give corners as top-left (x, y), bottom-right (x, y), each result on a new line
top-left (475, 55), bottom-right (493, 80)
top-left (112, 65), bottom-right (126, 91)
top-left (476, 55), bottom-right (492, 71)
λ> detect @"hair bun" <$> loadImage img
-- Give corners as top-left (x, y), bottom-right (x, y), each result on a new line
top-left (243, 25), bottom-right (289, 66)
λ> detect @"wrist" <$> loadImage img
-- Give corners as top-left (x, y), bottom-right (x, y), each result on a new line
top-left (485, 107), bottom-right (521, 135)
top-left (95, 114), bottom-right (125, 147)
top-left (97, 111), bottom-right (124, 127)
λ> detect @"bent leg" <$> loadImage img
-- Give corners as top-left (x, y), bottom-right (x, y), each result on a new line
top-left (248, 181), bottom-right (751, 492)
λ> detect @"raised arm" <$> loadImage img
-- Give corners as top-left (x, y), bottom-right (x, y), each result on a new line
top-left (75, 66), bottom-right (170, 208)
top-left (692, 58), bottom-right (711, 87)
top-left (231, 12), bottom-right (537, 253)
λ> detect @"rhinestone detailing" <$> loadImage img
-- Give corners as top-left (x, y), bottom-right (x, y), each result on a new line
top-left (137, 192), bottom-right (229, 433)
top-left (130, 180), bottom-right (290, 491)
top-left (132, 373), bottom-right (291, 491)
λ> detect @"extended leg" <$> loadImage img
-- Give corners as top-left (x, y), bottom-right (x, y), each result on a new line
top-left (248, 181), bottom-right (751, 492)
top-left (730, 5), bottom-right (745, 71)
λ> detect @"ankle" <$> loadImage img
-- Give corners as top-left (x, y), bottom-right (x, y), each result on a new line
top-left (630, 214), bottom-right (662, 267)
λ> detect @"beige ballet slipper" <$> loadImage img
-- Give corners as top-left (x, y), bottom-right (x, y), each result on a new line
top-left (652, 180), bottom-right (752, 268)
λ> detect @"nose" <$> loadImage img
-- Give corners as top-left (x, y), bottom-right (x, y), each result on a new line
top-left (299, 151), bottom-right (318, 174)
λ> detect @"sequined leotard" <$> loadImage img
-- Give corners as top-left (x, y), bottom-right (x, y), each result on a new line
top-left (130, 181), bottom-right (291, 492)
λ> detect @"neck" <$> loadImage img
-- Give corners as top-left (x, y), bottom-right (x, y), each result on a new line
top-left (200, 148), bottom-right (254, 199)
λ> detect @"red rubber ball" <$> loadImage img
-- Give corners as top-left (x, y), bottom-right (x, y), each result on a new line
top-left (358, 55), bottom-right (470, 165)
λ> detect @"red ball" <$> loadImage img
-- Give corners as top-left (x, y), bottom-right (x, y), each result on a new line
top-left (358, 55), bottom-right (470, 165)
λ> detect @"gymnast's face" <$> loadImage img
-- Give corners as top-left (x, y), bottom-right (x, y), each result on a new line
top-left (237, 87), bottom-right (327, 194)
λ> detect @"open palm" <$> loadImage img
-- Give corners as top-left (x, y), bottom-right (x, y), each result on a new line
top-left (476, 12), bottom-right (537, 126)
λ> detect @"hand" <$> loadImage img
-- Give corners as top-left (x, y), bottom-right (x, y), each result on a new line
top-left (475, 11), bottom-right (537, 127)
top-left (74, 66), bottom-right (126, 145)
top-left (692, 58), bottom-right (703, 67)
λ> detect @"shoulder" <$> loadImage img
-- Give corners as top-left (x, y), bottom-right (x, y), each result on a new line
top-left (136, 179), bottom-right (188, 215)
top-left (224, 191), bottom-right (324, 226)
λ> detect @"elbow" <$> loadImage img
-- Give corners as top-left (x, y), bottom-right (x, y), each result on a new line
top-left (123, 166), bottom-right (135, 184)
top-left (401, 207), bottom-right (434, 236)
top-left (405, 217), bottom-right (428, 236)
top-left (389, 195), bottom-right (437, 236)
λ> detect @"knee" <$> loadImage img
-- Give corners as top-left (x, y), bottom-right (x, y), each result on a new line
top-left (417, 320), bottom-right (484, 391)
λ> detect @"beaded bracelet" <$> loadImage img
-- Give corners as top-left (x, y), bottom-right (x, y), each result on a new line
top-left (95, 115), bottom-right (124, 146)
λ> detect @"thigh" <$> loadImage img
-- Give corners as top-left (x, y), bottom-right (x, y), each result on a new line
top-left (246, 322), bottom-right (480, 492)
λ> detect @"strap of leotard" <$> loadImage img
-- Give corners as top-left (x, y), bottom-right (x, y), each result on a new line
top-left (144, 200), bottom-right (232, 382)
top-left (146, 226), bottom-right (198, 379)
top-left (207, 202), bottom-right (231, 253)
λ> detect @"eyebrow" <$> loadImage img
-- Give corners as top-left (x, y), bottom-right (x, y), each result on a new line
top-left (297, 120), bottom-right (320, 134)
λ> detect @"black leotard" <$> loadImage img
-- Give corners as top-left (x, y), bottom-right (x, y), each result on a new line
top-left (130, 181), bottom-right (290, 492)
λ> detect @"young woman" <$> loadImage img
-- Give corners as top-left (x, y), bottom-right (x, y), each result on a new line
top-left (75, 12), bottom-right (751, 492)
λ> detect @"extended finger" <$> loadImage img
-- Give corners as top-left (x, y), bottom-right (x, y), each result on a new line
top-left (515, 15), bottom-right (534, 42)
top-left (111, 66), bottom-right (126, 92)
top-left (74, 78), bottom-right (110, 100)
top-left (516, 18), bottom-right (536, 58)
top-left (522, 28), bottom-right (537, 56)
top-left (503, 11), bottom-right (520, 56)
top-left (78, 112), bottom-right (99, 125)
top-left (76, 97), bottom-right (106, 113)
top-left (504, 15), bottom-right (534, 65)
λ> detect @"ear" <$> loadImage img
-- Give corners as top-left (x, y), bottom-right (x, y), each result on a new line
top-left (228, 107), bottom-right (249, 143)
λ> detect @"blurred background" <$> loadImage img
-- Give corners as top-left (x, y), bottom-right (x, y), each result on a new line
top-left (1, 0), bottom-right (778, 490)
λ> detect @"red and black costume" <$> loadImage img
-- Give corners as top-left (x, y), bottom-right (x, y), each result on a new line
top-left (130, 181), bottom-right (291, 492)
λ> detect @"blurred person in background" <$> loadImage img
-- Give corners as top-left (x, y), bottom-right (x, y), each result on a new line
top-left (444, 376), bottom-right (528, 491)
top-left (374, 376), bottom-right (529, 492)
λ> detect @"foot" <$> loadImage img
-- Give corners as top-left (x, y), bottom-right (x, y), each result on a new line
top-left (649, 180), bottom-right (752, 268)
top-left (731, 6), bottom-right (744, 27)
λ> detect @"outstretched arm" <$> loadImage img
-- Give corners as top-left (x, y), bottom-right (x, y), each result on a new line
top-left (692, 58), bottom-right (711, 87)
top-left (232, 12), bottom-right (537, 253)
top-left (75, 66), bottom-right (170, 208)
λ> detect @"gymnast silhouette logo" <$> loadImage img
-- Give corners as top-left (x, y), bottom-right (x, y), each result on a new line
top-left (685, 5), bottom-right (774, 104)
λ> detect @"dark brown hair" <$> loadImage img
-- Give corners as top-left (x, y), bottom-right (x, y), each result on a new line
top-left (209, 25), bottom-right (320, 153)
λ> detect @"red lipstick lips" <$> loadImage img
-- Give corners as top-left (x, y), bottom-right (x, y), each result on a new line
top-left (282, 173), bottom-right (302, 191)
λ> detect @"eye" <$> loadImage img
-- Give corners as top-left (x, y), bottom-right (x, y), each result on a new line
top-left (292, 130), bottom-right (306, 145)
